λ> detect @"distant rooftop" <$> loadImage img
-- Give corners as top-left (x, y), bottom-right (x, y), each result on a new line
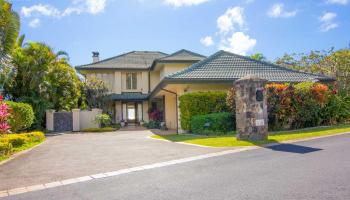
top-left (76, 49), bottom-right (206, 70)
top-left (76, 51), bottom-right (168, 70)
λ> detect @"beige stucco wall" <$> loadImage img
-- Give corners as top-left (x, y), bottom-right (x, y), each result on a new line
top-left (164, 93), bottom-right (177, 130)
top-left (150, 70), bottom-right (160, 91)
top-left (79, 109), bottom-right (102, 130)
top-left (160, 63), bottom-right (191, 80)
top-left (83, 70), bottom-right (149, 94)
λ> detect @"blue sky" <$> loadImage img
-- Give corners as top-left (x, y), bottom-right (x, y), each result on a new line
top-left (10, 0), bottom-right (350, 66)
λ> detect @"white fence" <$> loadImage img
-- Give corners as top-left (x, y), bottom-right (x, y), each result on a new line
top-left (46, 108), bottom-right (102, 132)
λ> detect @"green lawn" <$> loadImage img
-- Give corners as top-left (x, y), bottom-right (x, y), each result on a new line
top-left (0, 140), bottom-right (44, 162)
top-left (152, 124), bottom-right (350, 147)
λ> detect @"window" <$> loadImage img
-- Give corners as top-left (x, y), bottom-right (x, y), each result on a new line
top-left (126, 73), bottom-right (137, 90)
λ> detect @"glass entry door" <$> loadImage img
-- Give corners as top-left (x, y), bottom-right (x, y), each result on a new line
top-left (127, 102), bottom-right (136, 123)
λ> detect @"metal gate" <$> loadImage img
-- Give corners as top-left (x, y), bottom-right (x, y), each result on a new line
top-left (53, 112), bottom-right (73, 132)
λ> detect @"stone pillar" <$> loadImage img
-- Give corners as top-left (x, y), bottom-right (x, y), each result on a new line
top-left (46, 109), bottom-right (55, 131)
top-left (72, 109), bottom-right (80, 132)
top-left (235, 75), bottom-right (268, 141)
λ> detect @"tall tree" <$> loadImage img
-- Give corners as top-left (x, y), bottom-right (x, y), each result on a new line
top-left (0, 0), bottom-right (20, 91)
top-left (250, 53), bottom-right (267, 62)
top-left (5, 42), bottom-right (82, 128)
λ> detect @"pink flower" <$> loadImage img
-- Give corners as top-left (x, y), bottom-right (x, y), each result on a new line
top-left (0, 122), bottom-right (10, 133)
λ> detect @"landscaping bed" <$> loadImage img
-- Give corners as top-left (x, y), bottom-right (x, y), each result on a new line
top-left (0, 131), bottom-right (45, 161)
top-left (152, 125), bottom-right (350, 147)
top-left (81, 127), bottom-right (119, 132)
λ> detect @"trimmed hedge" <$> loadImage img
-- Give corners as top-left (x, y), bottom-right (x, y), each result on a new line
top-left (191, 112), bottom-right (235, 135)
top-left (0, 131), bottom-right (45, 160)
top-left (81, 127), bottom-right (117, 132)
top-left (179, 91), bottom-right (230, 131)
top-left (6, 101), bottom-right (35, 132)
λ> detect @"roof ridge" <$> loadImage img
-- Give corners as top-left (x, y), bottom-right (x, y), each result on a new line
top-left (160, 49), bottom-right (206, 60)
top-left (220, 50), bottom-right (331, 79)
top-left (166, 50), bottom-right (224, 78)
top-left (75, 50), bottom-right (168, 68)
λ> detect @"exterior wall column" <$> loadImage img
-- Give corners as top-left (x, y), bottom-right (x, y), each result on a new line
top-left (142, 101), bottom-right (149, 122)
top-left (176, 93), bottom-right (186, 134)
top-left (46, 109), bottom-right (55, 131)
top-left (115, 101), bottom-right (122, 122)
top-left (72, 109), bottom-right (80, 132)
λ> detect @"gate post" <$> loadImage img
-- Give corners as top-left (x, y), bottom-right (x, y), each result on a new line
top-left (235, 75), bottom-right (268, 141)
top-left (46, 109), bottom-right (55, 132)
top-left (72, 109), bottom-right (80, 132)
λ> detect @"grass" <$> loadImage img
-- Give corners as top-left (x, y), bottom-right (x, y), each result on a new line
top-left (0, 140), bottom-right (44, 162)
top-left (81, 127), bottom-right (118, 132)
top-left (152, 124), bottom-right (350, 147)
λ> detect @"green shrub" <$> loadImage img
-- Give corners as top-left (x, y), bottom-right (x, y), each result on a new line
top-left (143, 120), bottom-right (160, 129)
top-left (3, 134), bottom-right (29, 147)
top-left (6, 101), bottom-right (35, 132)
top-left (95, 114), bottom-right (111, 127)
top-left (22, 131), bottom-right (45, 142)
top-left (191, 112), bottom-right (235, 135)
top-left (179, 91), bottom-right (230, 131)
top-left (81, 127), bottom-right (117, 132)
top-left (0, 141), bottom-right (12, 158)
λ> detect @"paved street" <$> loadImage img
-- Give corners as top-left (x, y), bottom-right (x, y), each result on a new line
top-left (0, 130), bottom-right (225, 191)
top-left (3, 133), bottom-right (350, 200)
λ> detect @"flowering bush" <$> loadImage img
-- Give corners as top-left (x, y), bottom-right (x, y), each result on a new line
top-left (149, 109), bottom-right (163, 121)
top-left (0, 96), bottom-right (10, 134)
top-left (226, 82), bottom-right (349, 131)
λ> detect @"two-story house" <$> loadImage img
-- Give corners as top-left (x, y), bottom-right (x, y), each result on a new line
top-left (76, 49), bottom-right (332, 133)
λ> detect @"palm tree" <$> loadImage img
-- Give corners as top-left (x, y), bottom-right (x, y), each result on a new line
top-left (0, 0), bottom-right (20, 58)
top-left (0, 0), bottom-right (20, 93)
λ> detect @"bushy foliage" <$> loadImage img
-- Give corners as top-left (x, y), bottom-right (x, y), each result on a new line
top-left (5, 42), bottom-right (82, 129)
top-left (0, 131), bottom-right (45, 159)
top-left (143, 120), bottom-right (161, 129)
top-left (179, 91), bottom-right (230, 131)
top-left (191, 112), bottom-right (234, 135)
top-left (6, 101), bottom-right (34, 132)
top-left (81, 77), bottom-right (108, 110)
top-left (226, 82), bottom-right (350, 131)
top-left (95, 114), bottom-right (111, 127)
top-left (0, 96), bottom-right (10, 134)
top-left (266, 82), bottom-right (349, 130)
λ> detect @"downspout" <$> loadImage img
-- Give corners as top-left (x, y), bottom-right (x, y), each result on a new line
top-left (161, 89), bottom-right (178, 134)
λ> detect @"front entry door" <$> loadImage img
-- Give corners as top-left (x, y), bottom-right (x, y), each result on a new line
top-left (127, 102), bottom-right (136, 124)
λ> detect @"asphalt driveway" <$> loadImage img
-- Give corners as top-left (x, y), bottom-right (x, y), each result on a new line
top-left (0, 130), bottom-right (225, 191)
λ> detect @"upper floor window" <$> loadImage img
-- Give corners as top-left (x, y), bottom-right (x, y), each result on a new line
top-left (126, 73), bottom-right (137, 90)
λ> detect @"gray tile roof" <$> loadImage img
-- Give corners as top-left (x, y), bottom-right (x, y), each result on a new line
top-left (76, 51), bottom-right (168, 70)
top-left (165, 50), bottom-right (333, 82)
top-left (157, 49), bottom-right (206, 62)
top-left (108, 92), bottom-right (149, 100)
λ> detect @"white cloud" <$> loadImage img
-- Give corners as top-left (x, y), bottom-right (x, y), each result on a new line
top-left (85, 0), bottom-right (107, 14)
top-left (22, 0), bottom-right (106, 18)
top-left (267, 3), bottom-right (297, 18)
top-left (326, 0), bottom-right (348, 5)
top-left (200, 36), bottom-right (214, 46)
top-left (28, 18), bottom-right (41, 28)
top-left (21, 4), bottom-right (60, 18)
top-left (219, 32), bottom-right (256, 55)
top-left (164, 0), bottom-right (210, 7)
top-left (217, 7), bottom-right (245, 34)
top-left (319, 12), bottom-right (338, 32)
top-left (22, 0), bottom-right (107, 27)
